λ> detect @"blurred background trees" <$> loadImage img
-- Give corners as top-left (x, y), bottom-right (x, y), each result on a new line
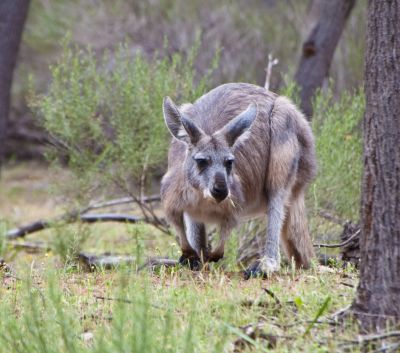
top-left (1, 0), bottom-right (367, 266)
top-left (295, 0), bottom-right (356, 118)
top-left (4, 0), bottom-right (366, 161)
top-left (0, 0), bottom-right (30, 166)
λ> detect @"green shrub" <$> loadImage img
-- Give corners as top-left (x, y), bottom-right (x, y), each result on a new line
top-left (311, 89), bottom-right (364, 220)
top-left (51, 223), bottom-right (90, 266)
top-left (32, 40), bottom-right (211, 204)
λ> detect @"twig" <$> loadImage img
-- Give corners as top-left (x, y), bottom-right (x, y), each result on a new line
top-left (94, 294), bottom-right (133, 304)
top-left (339, 282), bottom-right (354, 288)
top-left (94, 294), bottom-right (163, 309)
top-left (262, 287), bottom-right (281, 305)
top-left (274, 318), bottom-right (339, 329)
top-left (313, 229), bottom-right (360, 248)
top-left (264, 54), bottom-right (279, 90)
top-left (140, 154), bottom-right (149, 202)
top-left (86, 195), bottom-right (160, 211)
top-left (112, 177), bottom-right (170, 235)
top-left (374, 342), bottom-right (400, 353)
top-left (340, 331), bottom-right (400, 346)
top-left (331, 304), bottom-right (351, 320)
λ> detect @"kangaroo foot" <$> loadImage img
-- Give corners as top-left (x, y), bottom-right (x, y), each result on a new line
top-left (244, 257), bottom-right (280, 280)
top-left (179, 253), bottom-right (202, 270)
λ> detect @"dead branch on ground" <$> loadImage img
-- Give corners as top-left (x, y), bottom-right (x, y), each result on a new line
top-left (5, 191), bottom-right (168, 239)
top-left (6, 213), bottom-right (147, 239)
top-left (313, 229), bottom-right (360, 248)
top-left (78, 252), bottom-right (136, 270)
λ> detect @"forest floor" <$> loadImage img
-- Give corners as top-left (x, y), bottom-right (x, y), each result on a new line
top-left (0, 162), bottom-right (373, 353)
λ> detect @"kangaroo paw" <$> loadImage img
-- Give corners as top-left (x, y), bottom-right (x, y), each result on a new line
top-left (179, 253), bottom-right (202, 271)
top-left (244, 257), bottom-right (280, 280)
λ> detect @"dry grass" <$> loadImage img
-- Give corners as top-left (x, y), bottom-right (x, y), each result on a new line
top-left (0, 163), bottom-right (369, 352)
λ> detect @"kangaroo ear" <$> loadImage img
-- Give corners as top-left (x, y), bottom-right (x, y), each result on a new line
top-left (218, 103), bottom-right (258, 147)
top-left (163, 97), bottom-right (204, 145)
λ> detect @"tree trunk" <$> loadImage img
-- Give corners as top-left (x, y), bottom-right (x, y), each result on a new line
top-left (0, 0), bottom-right (30, 166)
top-left (350, 0), bottom-right (400, 332)
top-left (294, 0), bottom-right (355, 119)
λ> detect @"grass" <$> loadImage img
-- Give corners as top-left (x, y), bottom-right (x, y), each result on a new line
top-left (0, 162), bottom-right (368, 353)
top-left (0, 265), bottom-right (361, 353)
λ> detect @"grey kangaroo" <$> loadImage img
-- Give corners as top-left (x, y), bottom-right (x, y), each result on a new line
top-left (161, 83), bottom-right (316, 277)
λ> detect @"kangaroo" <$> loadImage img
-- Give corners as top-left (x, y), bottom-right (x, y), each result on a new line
top-left (161, 83), bottom-right (316, 277)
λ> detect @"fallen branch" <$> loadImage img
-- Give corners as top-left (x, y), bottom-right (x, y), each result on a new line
top-left (6, 220), bottom-right (51, 240)
top-left (80, 214), bottom-right (143, 224)
top-left (10, 241), bottom-right (51, 253)
top-left (78, 252), bottom-right (136, 270)
top-left (313, 229), bottom-right (360, 248)
top-left (138, 257), bottom-right (179, 271)
top-left (6, 213), bottom-right (147, 239)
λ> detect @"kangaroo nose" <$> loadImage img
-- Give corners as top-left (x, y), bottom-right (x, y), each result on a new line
top-left (211, 184), bottom-right (228, 202)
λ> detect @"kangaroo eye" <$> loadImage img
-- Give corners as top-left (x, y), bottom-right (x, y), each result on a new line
top-left (195, 158), bottom-right (209, 169)
top-left (224, 158), bottom-right (234, 171)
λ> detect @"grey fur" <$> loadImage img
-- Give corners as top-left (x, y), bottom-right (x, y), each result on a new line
top-left (161, 83), bottom-right (316, 276)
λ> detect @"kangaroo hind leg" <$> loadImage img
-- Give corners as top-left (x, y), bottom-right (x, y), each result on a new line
top-left (281, 186), bottom-right (314, 269)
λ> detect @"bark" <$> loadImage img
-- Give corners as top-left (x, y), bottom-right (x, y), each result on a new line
top-left (351, 0), bottom-right (400, 331)
top-left (0, 0), bottom-right (30, 166)
top-left (294, 0), bottom-right (355, 119)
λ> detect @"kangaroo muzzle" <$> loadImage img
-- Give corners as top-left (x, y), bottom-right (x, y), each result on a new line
top-left (211, 173), bottom-right (228, 202)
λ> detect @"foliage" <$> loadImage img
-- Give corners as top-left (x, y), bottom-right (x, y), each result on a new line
top-left (32, 40), bottom-right (211, 204)
top-left (20, 0), bottom-right (367, 99)
top-left (311, 89), bottom-right (364, 220)
top-left (51, 223), bottom-right (90, 265)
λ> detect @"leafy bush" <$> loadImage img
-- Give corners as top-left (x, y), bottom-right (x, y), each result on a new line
top-left (311, 89), bottom-right (364, 220)
top-left (32, 40), bottom-right (212, 204)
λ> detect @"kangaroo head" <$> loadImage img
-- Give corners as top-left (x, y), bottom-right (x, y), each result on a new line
top-left (163, 97), bottom-right (258, 203)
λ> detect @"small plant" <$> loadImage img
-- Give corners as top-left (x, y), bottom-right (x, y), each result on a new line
top-left (51, 223), bottom-right (90, 266)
